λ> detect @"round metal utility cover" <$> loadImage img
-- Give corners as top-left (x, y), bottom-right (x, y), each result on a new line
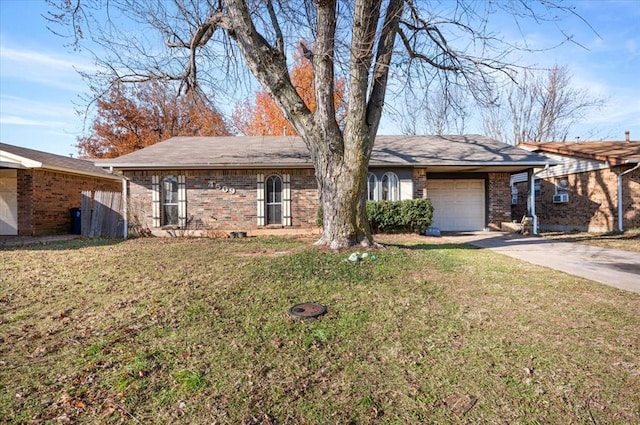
top-left (288, 303), bottom-right (327, 319)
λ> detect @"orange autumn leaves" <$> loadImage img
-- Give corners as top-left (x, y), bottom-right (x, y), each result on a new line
top-left (77, 81), bottom-right (230, 159)
top-left (78, 46), bottom-right (345, 158)
top-left (233, 49), bottom-right (346, 136)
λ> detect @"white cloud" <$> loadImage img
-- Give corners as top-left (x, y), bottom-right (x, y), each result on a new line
top-left (0, 44), bottom-right (95, 91)
top-left (0, 115), bottom-right (70, 128)
top-left (1, 94), bottom-right (77, 120)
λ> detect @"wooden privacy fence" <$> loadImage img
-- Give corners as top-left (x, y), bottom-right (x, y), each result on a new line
top-left (81, 190), bottom-right (124, 238)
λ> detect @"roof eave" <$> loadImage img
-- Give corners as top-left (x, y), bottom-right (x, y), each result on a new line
top-left (95, 162), bottom-right (316, 170)
top-left (97, 160), bottom-right (553, 170)
top-left (0, 151), bottom-right (42, 168)
top-left (44, 165), bottom-right (123, 180)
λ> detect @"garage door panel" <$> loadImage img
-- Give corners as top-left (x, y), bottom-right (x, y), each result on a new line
top-left (428, 179), bottom-right (485, 231)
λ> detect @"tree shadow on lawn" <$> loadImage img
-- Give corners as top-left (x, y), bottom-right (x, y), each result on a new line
top-left (0, 236), bottom-right (125, 252)
top-left (381, 242), bottom-right (479, 251)
top-left (542, 230), bottom-right (640, 243)
top-left (375, 232), bottom-right (489, 251)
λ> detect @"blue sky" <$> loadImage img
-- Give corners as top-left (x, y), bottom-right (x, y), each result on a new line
top-left (1, 0), bottom-right (639, 156)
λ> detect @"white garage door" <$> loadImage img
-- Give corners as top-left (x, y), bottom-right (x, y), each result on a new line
top-left (428, 179), bottom-right (485, 231)
top-left (0, 169), bottom-right (19, 236)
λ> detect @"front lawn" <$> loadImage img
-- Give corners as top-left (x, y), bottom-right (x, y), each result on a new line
top-left (1, 236), bottom-right (639, 424)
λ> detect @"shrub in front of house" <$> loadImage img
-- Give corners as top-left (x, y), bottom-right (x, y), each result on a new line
top-left (367, 199), bottom-right (433, 234)
top-left (317, 199), bottom-right (433, 234)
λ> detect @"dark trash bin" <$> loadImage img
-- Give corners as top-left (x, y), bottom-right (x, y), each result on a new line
top-left (70, 208), bottom-right (81, 234)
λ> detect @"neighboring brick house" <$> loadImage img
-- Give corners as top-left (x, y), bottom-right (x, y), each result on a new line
top-left (513, 138), bottom-right (640, 232)
top-left (0, 143), bottom-right (122, 236)
top-left (95, 135), bottom-right (550, 236)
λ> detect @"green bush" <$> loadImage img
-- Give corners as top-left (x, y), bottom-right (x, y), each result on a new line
top-left (367, 199), bottom-right (433, 234)
top-left (316, 199), bottom-right (433, 234)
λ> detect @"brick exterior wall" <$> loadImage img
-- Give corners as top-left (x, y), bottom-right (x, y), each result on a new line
top-left (124, 167), bottom-right (519, 234)
top-left (16, 169), bottom-right (34, 235)
top-left (412, 168), bottom-right (428, 199)
top-left (511, 180), bottom-right (529, 222)
top-left (487, 172), bottom-right (512, 229)
top-left (17, 169), bottom-right (121, 236)
top-left (125, 169), bottom-right (320, 233)
top-left (511, 166), bottom-right (640, 232)
top-left (622, 166), bottom-right (640, 229)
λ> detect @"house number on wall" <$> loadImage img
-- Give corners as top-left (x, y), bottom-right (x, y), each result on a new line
top-left (208, 180), bottom-right (236, 194)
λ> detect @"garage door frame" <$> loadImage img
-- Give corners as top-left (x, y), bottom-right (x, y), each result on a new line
top-left (426, 176), bottom-right (487, 231)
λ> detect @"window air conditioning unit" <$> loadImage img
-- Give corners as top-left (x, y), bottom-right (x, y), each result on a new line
top-left (553, 193), bottom-right (569, 203)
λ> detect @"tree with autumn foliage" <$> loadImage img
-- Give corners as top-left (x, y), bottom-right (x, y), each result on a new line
top-left (232, 47), bottom-right (346, 136)
top-left (53, 0), bottom-right (590, 249)
top-left (77, 81), bottom-right (230, 158)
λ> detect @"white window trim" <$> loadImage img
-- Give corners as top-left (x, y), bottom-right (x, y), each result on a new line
top-left (152, 175), bottom-right (186, 228)
top-left (258, 174), bottom-right (292, 227)
top-left (178, 175), bottom-right (187, 228)
top-left (265, 174), bottom-right (283, 225)
top-left (282, 173), bottom-right (291, 226)
top-left (367, 172), bottom-right (378, 201)
top-left (367, 172), bottom-right (400, 201)
top-left (152, 175), bottom-right (160, 228)
top-left (256, 174), bottom-right (265, 226)
top-left (381, 172), bottom-right (400, 201)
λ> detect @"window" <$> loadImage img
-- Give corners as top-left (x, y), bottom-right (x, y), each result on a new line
top-left (381, 172), bottom-right (400, 201)
top-left (367, 171), bottom-right (400, 201)
top-left (555, 177), bottom-right (569, 195)
top-left (534, 180), bottom-right (541, 199)
top-left (367, 173), bottom-right (378, 201)
top-left (265, 175), bottom-right (282, 225)
top-left (152, 175), bottom-right (186, 228)
top-left (162, 176), bottom-right (179, 225)
top-left (257, 174), bottom-right (291, 227)
top-left (511, 185), bottom-right (518, 205)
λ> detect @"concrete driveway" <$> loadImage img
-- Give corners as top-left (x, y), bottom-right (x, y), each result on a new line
top-left (457, 232), bottom-right (640, 294)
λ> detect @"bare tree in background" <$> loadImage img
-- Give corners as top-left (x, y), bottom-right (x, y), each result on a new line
top-left (400, 85), bottom-right (469, 135)
top-left (483, 65), bottom-right (604, 144)
top-left (48, 0), bottom-right (589, 249)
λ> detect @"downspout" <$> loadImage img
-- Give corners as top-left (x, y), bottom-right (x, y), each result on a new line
top-left (530, 164), bottom-right (550, 235)
top-left (122, 176), bottom-right (129, 239)
top-left (618, 163), bottom-right (640, 232)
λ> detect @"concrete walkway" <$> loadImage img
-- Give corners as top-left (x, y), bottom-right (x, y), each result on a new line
top-left (459, 232), bottom-right (640, 295)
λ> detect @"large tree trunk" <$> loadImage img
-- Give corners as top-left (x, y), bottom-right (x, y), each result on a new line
top-left (221, 0), bottom-right (398, 249)
top-left (311, 134), bottom-right (374, 250)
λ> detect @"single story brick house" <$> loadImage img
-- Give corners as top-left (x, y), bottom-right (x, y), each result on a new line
top-left (95, 135), bottom-right (551, 236)
top-left (512, 137), bottom-right (640, 232)
top-left (0, 143), bottom-right (122, 236)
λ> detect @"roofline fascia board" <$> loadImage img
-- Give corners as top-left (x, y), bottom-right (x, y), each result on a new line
top-left (41, 165), bottom-right (123, 181)
top-left (0, 161), bottom-right (27, 169)
top-left (98, 161), bottom-right (553, 170)
top-left (0, 151), bottom-right (42, 168)
top-left (95, 164), bottom-right (316, 170)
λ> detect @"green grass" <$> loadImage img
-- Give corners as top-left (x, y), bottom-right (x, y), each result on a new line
top-left (1, 235), bottom-right (639, 424)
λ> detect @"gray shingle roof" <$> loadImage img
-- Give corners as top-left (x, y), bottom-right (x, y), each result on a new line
top-left (95, 135), bottom-right (552, 171)
top-left (0, 143), bottom-right (120, 179)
